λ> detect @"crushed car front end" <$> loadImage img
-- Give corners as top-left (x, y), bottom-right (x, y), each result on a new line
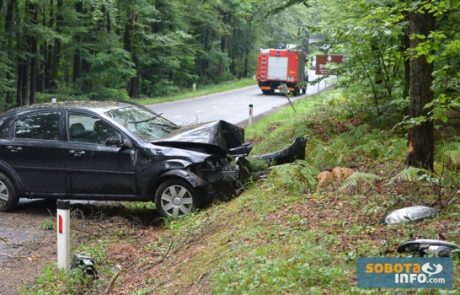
top-left (190, 153), bottom-right (251, 202)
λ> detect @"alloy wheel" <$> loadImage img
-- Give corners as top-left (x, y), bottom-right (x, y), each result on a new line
top-left (0, 180), bottom-right (10, 203)
top-left (160, 185), bottom-right (193, 217)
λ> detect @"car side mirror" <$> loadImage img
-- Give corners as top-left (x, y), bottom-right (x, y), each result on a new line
top-left (105, 136), bottom-right (133, 149)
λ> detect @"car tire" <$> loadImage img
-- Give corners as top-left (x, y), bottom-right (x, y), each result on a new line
top-left (155, 179), bottom-right (201, 218)
top-left (0, 173), bottom-right (18, 212)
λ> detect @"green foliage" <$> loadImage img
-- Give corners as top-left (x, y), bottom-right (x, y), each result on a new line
top-left (307, 125), bottom-right (406, 170)
top-left (39, 218), bottom-right (55, 231)
top-left (438, 140), bottom-right (460, 170)
top-left (339, 172), bottom-right (382, 194)
top-left (389, 167), bottom-right (438, 185)
top-left (213, 237), bottom-right (346, 294)
top-left (268, 161), bottom-right (319, 194)
top-left (21, 264), bottom-right (95, 295)
top-left (307, 0), bottom-right (460, 137)
top-left (84, 49), bottom-right (136, 91)
top-left (88, 88), bottom-right (130, 101)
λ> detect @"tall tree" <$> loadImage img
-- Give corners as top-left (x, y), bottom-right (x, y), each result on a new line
top-left (27, 0), bottom-right (38, 105)
top-left (405, 9), bottom-right (435, 170)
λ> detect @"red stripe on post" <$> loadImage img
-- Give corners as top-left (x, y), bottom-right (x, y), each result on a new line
top-left (58, 215), bottom-right (63, 234)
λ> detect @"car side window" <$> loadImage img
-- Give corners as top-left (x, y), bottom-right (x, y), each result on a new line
top-left (68, 113), bottom-right (120, 145)
top-left (15, 112), bottom-right (60, 140)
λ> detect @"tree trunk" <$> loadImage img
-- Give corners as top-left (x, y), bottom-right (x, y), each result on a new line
top-left (72, 0), bottom-right (82, 82)
top-left (405, 11), bottom-right (435, 171)
top-left (44, 0), bottom-right (54, 90)
top-left (16, 1), bottom-right (29, 107)
top-left (4, 0), bottom-right (15, 108)
top-left (50, 0), bottom-right (63, 91)
top-left (128, 54), bottom-right (140, 98)
top-left (28, 1), bottom-right (38, 105)
top-left (105, 3), bottom-right (112, 33)
top-left (401, 18), bottom-right (410, 99)
top-left (16, 65), bottom-right (23, 107)
top-left (124, 10), bottom-right (139, 98)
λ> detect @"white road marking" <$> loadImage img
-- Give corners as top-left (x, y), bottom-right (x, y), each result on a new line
top-left (195, 110), bottom-right (203, 113)
top-left (174, 115), bottom-right (183, 119)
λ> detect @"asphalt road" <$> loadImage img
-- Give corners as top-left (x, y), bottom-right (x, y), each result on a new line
top-left (148, 71), bottom-right (334, 126)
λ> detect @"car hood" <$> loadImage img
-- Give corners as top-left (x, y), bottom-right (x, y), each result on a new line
top-left (152, 120), bottom-right (244, 154)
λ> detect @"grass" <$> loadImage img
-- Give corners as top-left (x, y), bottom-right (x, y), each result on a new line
top-left (137, 78), bottom-right (256, 105)
top-left (26, 89), bottom-right (460, 294)
top-left (22, 238), bottom-right (113, 294)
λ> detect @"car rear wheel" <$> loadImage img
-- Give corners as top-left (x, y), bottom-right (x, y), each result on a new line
top-left (0, 173), bottom-right (18, 212)
top-left (155, 179), bottom-right (199, 218)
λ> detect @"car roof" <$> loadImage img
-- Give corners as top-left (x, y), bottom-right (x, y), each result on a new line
top-left (2, 101), bottom-right (138, 117)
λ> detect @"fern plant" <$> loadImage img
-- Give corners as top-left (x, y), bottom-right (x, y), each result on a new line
top-left (268, 160), bottom-right (319, 194)
top-left (338, 172), bottom-right (382, 194)
top-left (389, 167), bottom-right (439, 185)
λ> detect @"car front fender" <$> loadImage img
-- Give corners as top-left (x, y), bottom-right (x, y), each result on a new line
top-left (159, 169), bottom-right (207, 189)
top-left (163, 159), bottom-right (193, 170)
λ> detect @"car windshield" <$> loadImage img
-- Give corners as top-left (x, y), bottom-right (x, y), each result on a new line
top-left (106, 105), bottom-right (177, 141)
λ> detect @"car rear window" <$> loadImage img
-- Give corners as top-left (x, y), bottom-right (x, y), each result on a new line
top-left (15, 112), bottom-right (60, 140)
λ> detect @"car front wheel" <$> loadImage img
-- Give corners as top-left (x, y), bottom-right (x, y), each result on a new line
top-left (155, 179), bottom-right (200, 218)
top-left (0, 173), bottom-right (18, 212)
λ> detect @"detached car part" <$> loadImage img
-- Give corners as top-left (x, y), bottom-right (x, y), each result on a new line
top-left (397, 239), bottom-right (459, 257)
top-left (253, 136), bottom-right (307, 165)
top-left (383, 206), bottom-right (437, 224)
top-left (72, 254), bottom-right (98, 279)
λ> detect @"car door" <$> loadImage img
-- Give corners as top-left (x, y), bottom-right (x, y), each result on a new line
top-left (0, 110), bottom-right (66, 195)
top-left (65, 111), bottom-right (137, 197)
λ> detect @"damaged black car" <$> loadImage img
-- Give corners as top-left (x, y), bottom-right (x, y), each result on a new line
top-left (0, 101), bottom-right (306, 217)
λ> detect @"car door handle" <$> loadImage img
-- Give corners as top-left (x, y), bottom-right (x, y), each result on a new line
top-left (69, 150), bottom-right (86, 157)
top-left (6, 146), bottom-right (22, 152)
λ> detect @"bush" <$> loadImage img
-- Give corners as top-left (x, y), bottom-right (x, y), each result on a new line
top-left (146, 79), bottom-right (179, 97)
top-left (88, 88), bottom-right (130, 101)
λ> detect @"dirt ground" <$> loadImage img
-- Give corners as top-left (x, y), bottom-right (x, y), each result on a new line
top-left (0, 200), bottom-right (56, 295)
top-left (0, 199), bottom-right (161, 295)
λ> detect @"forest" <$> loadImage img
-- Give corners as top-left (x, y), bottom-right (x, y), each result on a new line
top-left (0, 0), bottom-right (459, 169)
top-left (0, 0), bottom-right (309, 108)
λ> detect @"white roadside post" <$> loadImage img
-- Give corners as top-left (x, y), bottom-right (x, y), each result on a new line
top-left (57, 200), bottom-right (71, 271)
top-left (51, 97), bottom-right (57, 103)
top-left (192, 83), bottom-right (196, 92)
top-left (248, 104), bottom-right (253, 126)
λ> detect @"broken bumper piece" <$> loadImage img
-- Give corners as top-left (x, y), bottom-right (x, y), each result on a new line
top-left (253, 136), bottom-right (307, 165)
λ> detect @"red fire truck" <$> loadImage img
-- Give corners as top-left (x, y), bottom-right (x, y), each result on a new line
top-left (256, 49), bottom-right (307, 96)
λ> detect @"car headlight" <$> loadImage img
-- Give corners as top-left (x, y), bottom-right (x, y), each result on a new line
top-left (203, 156), bottom-right (228, 169)
top-left (204, 157), bottom-right (216, 168)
